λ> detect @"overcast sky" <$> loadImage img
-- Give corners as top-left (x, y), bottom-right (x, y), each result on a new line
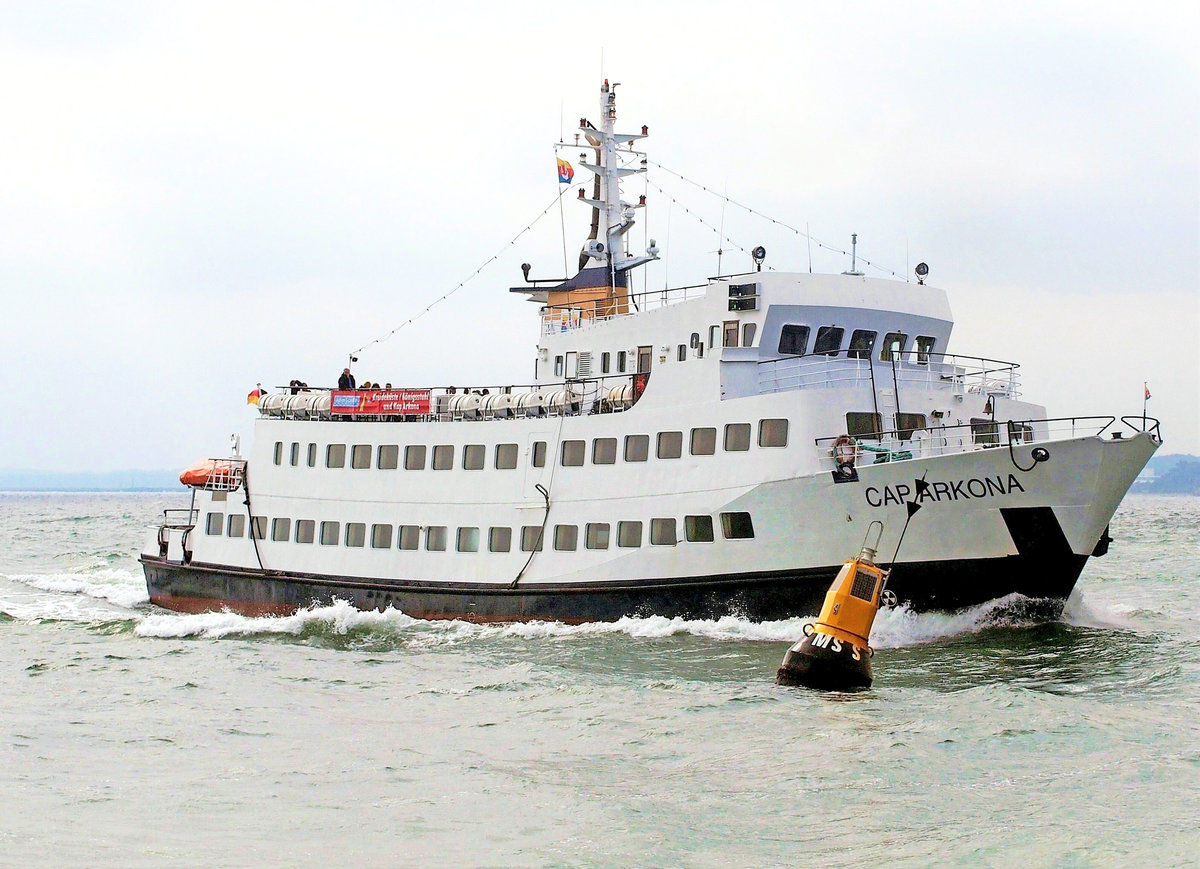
top-left (1, 0), bottom-right (1196, 472)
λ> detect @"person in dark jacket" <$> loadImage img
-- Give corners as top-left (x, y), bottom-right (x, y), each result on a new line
top-left (338, 368), bottom-right (356, 390)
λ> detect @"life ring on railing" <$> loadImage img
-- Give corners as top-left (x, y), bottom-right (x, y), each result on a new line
top-left (833, 434), bottom-right (857, 467)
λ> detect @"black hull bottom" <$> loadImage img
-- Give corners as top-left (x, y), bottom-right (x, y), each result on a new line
top-left (140, 550), bottom-right (1089, 623)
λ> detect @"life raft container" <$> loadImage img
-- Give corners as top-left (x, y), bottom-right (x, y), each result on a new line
top-left (179, 458), bottom-right (244, 490)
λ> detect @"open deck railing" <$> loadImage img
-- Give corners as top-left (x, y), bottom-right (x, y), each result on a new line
top-left (760, 350), bottom-right (1021, 398)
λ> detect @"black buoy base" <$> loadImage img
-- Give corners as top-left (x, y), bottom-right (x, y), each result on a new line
top-left (775, 633), bottom-right (873, 690)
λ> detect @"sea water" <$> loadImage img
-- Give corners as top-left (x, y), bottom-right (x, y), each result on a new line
top-left (1, 492), bottom-right (1197, 867)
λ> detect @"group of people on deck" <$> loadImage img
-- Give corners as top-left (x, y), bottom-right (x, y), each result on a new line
top-left (337, 368), bottom-right (390, 391)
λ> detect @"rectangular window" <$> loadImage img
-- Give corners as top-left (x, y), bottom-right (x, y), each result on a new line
top-left (532, 441), bottom-right (547, 467)
top-left (489, 527), bottom-right (512, 553)
top-left (880, 332), bottom-right (907, 362)
top-left (561, 440), bottom-right (585, 467)
top-left (495, 443), bottom-right (518, 469)
top-left (371, 524), bottom-right (393, 549)
top-left (650, 518), bottom-right (677, 546)
top-left (463, 444), bottom-right (485, 470)
top-left (895, 413), bottom-right (928, 442)
top-left (405, 445), bottom-right (427, 470)
top-left (624, 434), bottom-right (649, 462)
top-left (617, 351), bottom-right (627, 373)
top-left (708, 325), bottom-right (720, 349)
top-left (617, 521), bottom-right (643, 548)
top-left (848, 329), bottom-right (877, 359)
top-left (724, 423), bottom-right (751, 452)
top-left (457, 527), bottom-right (480, 552)
top-left (720, 512), bottom-right (755, 539)
top-left (554, 525), bottom-right (578, 551)
top-left (677, 344), bottom-right (687, 362)
top-left (846, 412), bottom-right (883, 441)
top-left (326, 444), bottom-right (346, 469)
top-left (585, 523), bottom-right (610, 550)
top-left (227, 514), bottom-right (245, 538)
top-left (398, 525), bottom-right (419, 550)
top-left (295, 519), bottom-right (315, 544)
top-left (320, 521), bottom-right (340, 545)
top-left (432, 445), bottom-right (454, 470)
top-left (520, 526), bottom-right (544, 552)
top-left (290, 442), bottom-right (300, 467)
top-left (273, 441), bottom-right (283, 466)
top-left (723, 321), bottom-right (739, 348)
top-left (656, 431), bottom-right (683, 459)
top-left (742, 322), bottom-right (757, 347)
top-left (601, 352), bottom-right (611, 374)
top-left (205, 512), bottom-right (223, 535)
top-left (378, 445), bottom-right (399, 470)
top-left (425, 526), bottom-right (447, 551)
top-left (592, 437), bottom-right (617, 465)
top-left (307, 443), bottom-right (317, 468)
top-left (813, 326), bottom-right (844, 355)
top-left (685, 515), bottom-right (714, 543)
top-left (758, 418), bottom-right (789, 447)
top-left (251, 516), bottom-right (267, 541)
top-left (351, 444), bottom-right (371, 469)
top-left (778, 324), bottom-right (810, 355)
top-left (971, 418), bottom-right (1000, 447)
top-left (915, 336), bottom-right (937, 364)
top-left (554, 355), bottom-right (564, 376)
top-left (690, 427), bottom-right (716, 456)
top-left (345, 523), bottom-right (366, 547)
top-left (271, 517), bottom-right (290, 542)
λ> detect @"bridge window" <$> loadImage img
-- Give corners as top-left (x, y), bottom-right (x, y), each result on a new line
top-left (625, 434), bottom-right (649, 462)
top-left (778, 325), bottom-right (809, 355)
top-left (489, 527), bottom-right (512, 552)
top-left (320, 521), bottom-right (339, 546)
top-left (457, 527), bottom-right (479, 552)
top-left (432, 445), bottom-right (454, 470)
top-left (742, 322), bottom-right (757, 347)
top-left (561, 440), bottom-right (585, 466)
top-left (720, 512), bottom-right (755, 539)
top-left (846, 412), bottom-right (883, 441)
top-left (371, 524), bottom-right (393, 548)
top-left (345, 523), bottom-right (366, 547)
top-left (848, 330), bottom-right (877, 359)
top-left (351, 445), bottom-right (371, 469)
top-left (405, 445), bottom-right (426, 470)
top-left (425, 526), bottom-right (447, 551)
top-left (378, 445), bottom-right (399, 470)
top-left (586, 523), bottom-right (610, 550)
top-left (758, 419), bottom-right (789, 447)
top-left (463, 444), bottom-right (485, 470)
top-left (326, 444), bottom-right (346, 469)
top-left (895, 413), bottom-right (927, 442)
top-left (295, 519), bottom-right (315, 544)
top-left (272, 518), bottom-right (290, 542)
top-left (495, 443), bottom-right (518, 469)
top-left (723, 321), bottom-right (738, 347)
top-left (650, 518), bottom-right (677, 546)
top-left (593, 438), bottom-right (617, 464)
top-left (880, 332), bottom-right (907, 362)
top-left (554, 525), bottom-right (578, 551)
top-left (617, 521), bottom-right (643, 548)
top-left (690, 427), bottom-right (716, 456)
top-left (398, 525), bottom-right (419, 550)
top-left (227, 514), bottom-right (245, 538)
top-left (724, 423), bottom-right (751, 452)
top-left (273, 442), bottom-right (282, 466)
top-left (813, 326), bottom-right (844, 355)
top-left (971, 418), bottom-right (999, 447)
top-left (657, 431), bottom-right (683, 459)
top-left (685, 515), bottom-right (714, 543)
top-left (915, 336), bottom-right (937, 364)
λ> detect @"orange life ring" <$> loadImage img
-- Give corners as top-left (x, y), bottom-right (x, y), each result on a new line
top-left (833, 434), bottom-right (857, 466)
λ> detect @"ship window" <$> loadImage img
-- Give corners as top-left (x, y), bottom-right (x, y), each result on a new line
top-left (554, 525), bottom-right (578, 551)
top-left (290, 442), bottom-right (299, 467)
top-left (554, 355), bottom-right (564, 376)
top-left (617, 521), bottom-right (643, 548)
top-left (398, 525), bottom-right (419, 550)
top-left (724, 423), bottom-right (751, 452)
top-left (915, 336), bottom-right (936, 364)
top-left (227, 514), bottom-right (245, 538)
top-left (880, 332), bottom-right (907, 362)
top-left (561, 440), bottom-right (585, 466)
top-left (378, 445), bottom-right (399, 470)
top-left (601, 352), bottom-right (611, 374)
top-left (695, 341), bottom-right (703, 359)
top-left (677, 344), bottom-right (686, 362)
top-left (520, 526), bottom-right (544, 552)
top-left (742, 322), bottom-right (757, 347)
top-left (463, 444), bottom-right (485, 470)
top-left (532, 441), bottom-right (547, 467)
top-left (758, 418), bottom-right (789, 448)
top-left (425, 526), bottom-right (447, 551)
top-left (690, 427), bottom-right (716, 456)
top-left (657, 431), bottom-right (683, 459)
top-left (457, 527), bottom-right (479, 552)
top-left (371, 524), bottom-right (392, 549)
top-left (351, 445), bottom-right (371, 469)
top-left (723, 321), bottom-right (738, 347)
top-left (326, 444), bottom-right (346, 469)
top-left (650, 518), bottom-right (677, 546)
top-left (273, 442), bottom-right (283, 466)
top-left (708, 325), bottom-right (720, 349)
top-left (848, 330), bottom-right (876, 359)
top-left (895, 413), bottom-right (927, 442)
top-left (624, 434), bottom-right (649, 462)
top-left (495, 443), bottom-right (518, 469)
top-left (685, 515), bottom-right (714, 543)
top-left (251, 516), bottom-right (267, 540)
top-left (1008, 421), bottom-right (1033, 443)
top-left (592, 437), bottom-right (617, 465)
top-left (295, 519), bottom-right (315, 544)
top-left (345, 523), bottom-right (366, 547)
top-left (432, 445), bottom-right (454, 470)
top-left (489, 527), bottom-right (512, 552)
top-left (405, 445), bottom-right (427, 470)
top-left (307, 443), bottom-right (317, 467)
top-left (779, 325), bottom-right (809, 355)
top-left (846, 412), bottom-right (883, 441)
top-left (585, 523), bottom-right (610, 550)
top-left (205, 512), bottom-right (223, 535)
top-left (813, 326), bottom-right (844, 355)
top-left (720, 512), bottom-right (755, 539)
top-left (272, 518), bottom-right (290, 542)
top-left (320, 521), bottom-right (340, 546)
top-left (971, 418), bottom-right (1000, 447)
top-left (617, 351), bottom-right (627, 373)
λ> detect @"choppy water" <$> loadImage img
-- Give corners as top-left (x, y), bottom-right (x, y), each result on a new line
top-left (1, 492), bottom-right (1197, 867)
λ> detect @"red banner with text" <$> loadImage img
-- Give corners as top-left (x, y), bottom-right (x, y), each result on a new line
top-left (331, 389), bottom-right (431, 415)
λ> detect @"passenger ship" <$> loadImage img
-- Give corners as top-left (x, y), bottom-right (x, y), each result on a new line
top-left (141, 81), bottom-right (1160, 622)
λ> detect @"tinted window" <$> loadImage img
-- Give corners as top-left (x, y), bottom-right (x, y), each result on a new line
top-left (848, 330), bottom-right (876, 359)
top-left (271, 518), bottom-right (290, 542)
top-left (405, 445), bottom-right (426, 470)
top-left (351, 445), bottom-right (371, 469)
top-left (378, 445), bottom-right (399, 470)
top-left (306, 443), bottom-right (317, 467)
top-left (593, 438), bottom-right (617, 465)
top-left (457, 527), bottom-right (479, 552)
top-left (813, 326), bottom-right (844, 355)
top-left (227, 514), bottom-right (245, 538)
top-left (585, 523), bottom-right (610, 550)
top-left (915, 336), bottom-right (936, 363)
top-left (895, 413), bottom-right (928, 442)
top-left (880, 332), bottom-right (907, 362)
top-left (425, 526), bottom-right (447, 551)
top-left (657, 431), bottom-right (683, 459)
top-left (463, 444), bottom-right (485, 470)
top-left (561, 440), bottom-right (585, 467)
top-left (554, 525), bottom-right (578, 551)
top-left (320, 521), bottom-right (339, 545)
top-left (971, 418), bottom-right (999, 447)
top-left (690, 427), bottom-right (716, 456)
top-left (742, 322), bottom-right (757, 347)
top-left (779, 325), bottom-right (809, 355)
top-left (251, 516), bottom-right (267, 540)
top-left (295, 519), bottom-right (315, 544)
top-left (758, 418), bottom-right (789, 447)
top-left (720, 512), bottom-right (754, 539)
top-left (432, 445), bottom-right (454, 470)
top-left (489, 527), bottom-right (512, 552)
top-left (650, 518), bottom-right (677, 546)
top-left (617, 521), bottom-right (643, 548)
top-left (290, 442), bottom-right (300, 467)
top-left (520, 526), bottom-right (544, 552)
top-left (205, 512), bottom-right (223, 535)
top-left (345, 523), bottom-right (366, 547)
top-left (846, 412), bottom-right (883, 441)
top-left (398, 525), bottom-right (419, 550)
top-left (532, 441), bottom-right (547, 467)
top-left (724, 423), bottom-right (751, 452)
top-left (326, 444), bottom-right (346, 468)
top-left (371, 524), bottom-right (393, 548)
top-left (624, 434), bottom-right (649, 462)
top-left (495, 443), bottom-right (518, 469)
top-left (685, 515), bottom-right (714, 542)
top-left (273, 442), bottom-right (282, 466)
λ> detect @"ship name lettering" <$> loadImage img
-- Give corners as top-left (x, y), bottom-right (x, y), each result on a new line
top-left (864, 474), bottom-right (1026, 508)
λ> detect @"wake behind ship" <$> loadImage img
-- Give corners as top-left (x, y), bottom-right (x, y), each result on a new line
top-left (141, 81), bottom-right (1160, 622)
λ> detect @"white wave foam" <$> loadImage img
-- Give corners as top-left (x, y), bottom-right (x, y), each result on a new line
top-left (134, 598), bottom-right (418, 639)
top-left (5, 569), bottom-right (148, 611)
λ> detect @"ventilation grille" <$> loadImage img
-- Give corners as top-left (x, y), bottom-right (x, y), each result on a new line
top-left (849, 569), bottom-right (878, 602)
top-left (577, 352), bottom-right (592, 377)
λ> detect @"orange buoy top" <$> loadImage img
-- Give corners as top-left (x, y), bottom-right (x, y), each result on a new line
top-left (811, 556), bottom-right (888, 649)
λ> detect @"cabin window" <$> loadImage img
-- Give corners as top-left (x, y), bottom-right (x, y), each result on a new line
top-left (724, 423), bottom-right (751, 452)
top-left (685, 515), bottom-right (714, 543)
top-left (227, 514), bottom-right (245, 538)
top-left (601, 352), bottom-right (611, 374)
top-left (778, 325), bottom-right (809, 355)
top-left (432, 445), bottom-right (454, 470)
top-left (677, 344), bottom-right (686, 362)
top-left (457, 527), bottom-right (479, 552)
top-left (690, 427), bottom-right (716, 456)
top-left (272, 518), bottom-right (290, 542)
top-left (351, 445), bottom-right (371, 469)
top-left (326, 444), bottom-right (346, 469)
top-left (742, 322), bottom-right (757, 347)
top-left (695, 342), bottom-right (704, 359)
top-left (345, 523), bottom-right (366, 548)
top-left (848, 330), bottom-right (877, 359)
top-left (1008, 421), bottom-right (1033, 443)
top-left (586, 523), bottom-right (610, 550)
top-left (617, 351), bottom-right (627, 373)
top-left (624, 434), bottom-right (649, 462)
top-left (637, 346), bottom-right (652, 374)
top-left (463, 444), bottom-right (485, 470)
top-left (758, 419), bottom-right (789, 448)
top-left (657, 431), bottom-right (683, 459)
top-left (489, 527), bottom-right (512, 552)
top-left (405, 445), bottom-right (427, 470)
top-left (880, 332), bottom-right (907, 362)
top-left (520, 526), bottom-right (544, 552)
top-left (251, 516), bottom-right (267, 540)
top-left (290, 442), bottom-right (299, 467)
top-left (617, 521), bottom-right (643, 548)
top-left (554, 525), bottom-right (578, 551)
top-left (971, 418), bottom-right (1000, 447)
top-left (378, 445), bottom-right (399, 470)
top-left (813, 326), bottom-right (844, 356)
top-left (723, 321), bottom-right (739, 347)
top-left (495, 443), bottom-right (518, 469)
top-left (307, 443), bottom-right (317, 467)
top-left (554, 355), bottom-right (564, 376)
top-left (720, 512), bottom-right (755, 539)
top-left (895, 413), bottom-right (928, 442)
top-left (295, 519), bottom-right (315, 544)
top-left (593, 437), bottom-right (617, 465)
top-left (561, 440), bottom-right (585, 467)
top-left (708, 325), bottom-right (720, 349)
top-left (650, 518), bottom-right (677, 546)
top-left (205, 513), bottom-right (223, 535)
top-left (915, 336), bottom-right (936, 364)
top-left (320, 521), bottom-right (340, 546)
top-left (532, 441), bottom-right (547, 467)
top-left (846, 412), bottom-right (883, 441)
top-left (398, 525), bottom-right (419, 550)
top-left (425, 526), bottom-right (447, 551)
top-left (273, 442), bottom-right (283, 466)
top-left (371, 524), bottom-right (393, 549)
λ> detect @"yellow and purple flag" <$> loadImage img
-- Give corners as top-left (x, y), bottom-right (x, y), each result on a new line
top-left (557, 158), bottom-right (574, 184)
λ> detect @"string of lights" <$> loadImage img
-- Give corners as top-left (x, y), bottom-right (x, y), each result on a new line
top-left (643, 178), bottom-right (770, 272)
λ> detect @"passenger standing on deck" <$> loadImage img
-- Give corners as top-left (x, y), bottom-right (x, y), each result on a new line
top-left (338, 368), bottom-right (356, 390)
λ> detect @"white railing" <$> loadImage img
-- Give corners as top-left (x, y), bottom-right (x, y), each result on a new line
top-left (540, 284), bottom-right (709, 334)
top-left (760, 351), bottom-right (1021, 399)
